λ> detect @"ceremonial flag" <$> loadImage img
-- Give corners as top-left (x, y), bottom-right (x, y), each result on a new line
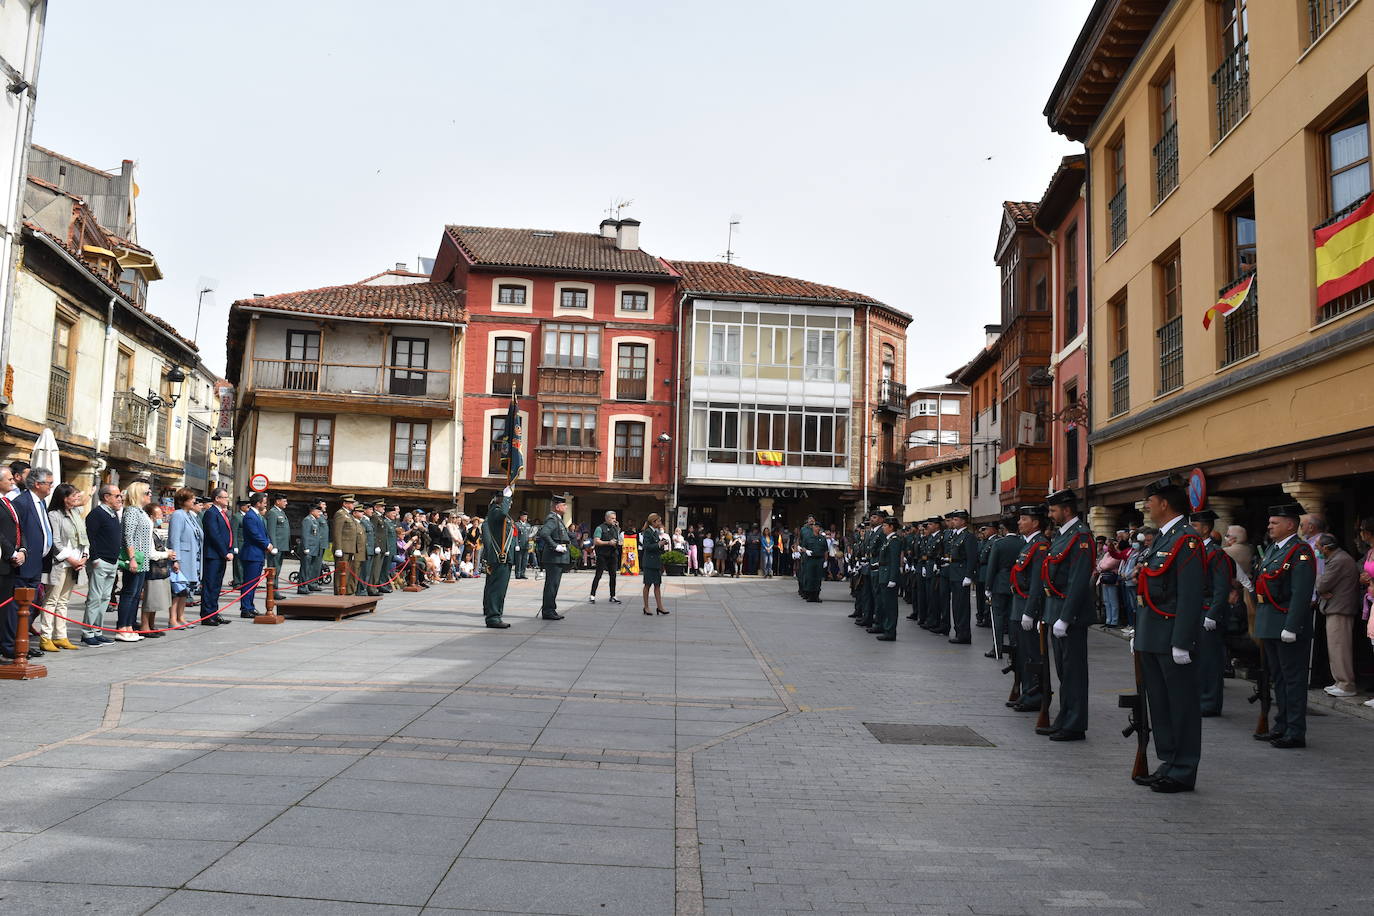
top-left (1203, 274), bottom-right (1255, 330)
top-left (997, 449), bottom-right (1017, 494)
top-left (496, 390), bottom-right (523, 484)
top-left (757, 450), bottom-right (783, 466)
top-left (1315, 193), bottom-right (1374, 306)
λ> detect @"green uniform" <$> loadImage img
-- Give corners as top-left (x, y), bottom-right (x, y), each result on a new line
top-left (1135, 517), bottom-right (1206, 787)
top-left (931, 528), bottom-right (952, 634)
top-left (357, 515), bottom-right (379, 596)
top-left (299, 513), bottom-right (328, 594)
top-left (850, 526), bottom-right (874, 623)
top-left (1254, 534), bottom-right (1318, 742)
top-left (984, 534), bottom-right (1022, 652)
top-left (1011, 533), bottom-right (1049, 706)
top-left (1198, 536), bottom-right (1235, 716)
top-left (514, 518), bottom-right (531, 578)
top-left (976, 535), bottom-right (995, 626)
top-left (336, 512), bottom-right (366, 593)
top-left (943, 525), bottom-right (979, 642)
top-left (864, 526), bottom-right (885, 626)
top-left (875, 531), bottom-right (902, 638)
top-left (266, 505), bottom-right (290, 588)
top-left (640, 527), bottom-right (664, 587)
top-left (535, 510), bottom-right (572, 619)
top-left (377, 514), bottom-right (398, 591)
top-left (481, 495), bottom-right (517, 625)
top-left (231, 509), bottom-right (245, 585)
top-left (1041, 518), bottom-right (1095, 736)
top-left (800, 526), bottom-right (826, 601)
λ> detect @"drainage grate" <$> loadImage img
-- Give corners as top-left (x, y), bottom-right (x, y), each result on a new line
top-left (863, 723), bottom-right (995, 747)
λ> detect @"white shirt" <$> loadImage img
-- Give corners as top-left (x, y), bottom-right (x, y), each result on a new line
top-left (1157, 514), bottom-right (1186, 539)
top-left (29, 490), bottom-right (53, 556)
top-left (1059, 515), bottom-right (1081, 534)
top-left (1273, 533), bottom-right (1298, 553)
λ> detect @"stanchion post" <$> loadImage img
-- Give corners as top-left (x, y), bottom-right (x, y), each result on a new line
top-left (334, 559), bottom-right (344, 595)
top-left (255, 567), bottom-right (285, 624)
top-left (403, 554), bottom-right (422, 592)
top-left (0, 588), bottom-right (48, 680)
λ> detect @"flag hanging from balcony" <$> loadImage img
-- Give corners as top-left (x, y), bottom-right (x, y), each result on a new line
top-left (496, 390), bottom-right (523, 485)
top-left (1314, 193), bottom-right (1374, 307)
top-left (756, 450), bottom-right (783, 466)
top-left (1203, 273), bottom-right (1255, 330)
top-left (997, 449), bottom-right (1017, 494)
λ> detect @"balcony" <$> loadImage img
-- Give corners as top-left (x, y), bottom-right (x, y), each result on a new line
top-left (1211, 39), bottom-right (1249, 140)
top-left (390, 465), bottom-right (427, 489)
top-left (1316, 194), bottom-right (1374, 322)
top-left (47, 365), bottom-right (70, 424)
top-left (1108, 187), bottom-right (1127, 251)
top-left (534, 446), bottom-right (600, 480)
top-left (616, 368), bottom-right (648, 401)
top-left (537, 365), bottom-right (602, 397)
top-left (1220, 274), bottom-right (1259, 368)
top-left (251, 358), bottom-right (451, 408)
top-left (1308, 0), bottom-right (1355, 47)
top-left (294, 461), bottom-right (330, 485)
top-left (875, 379), bottom-right (906, 413)
top-left (492, 366), bottom-right (524, 396)
top-left (111, 391), bottom-right (150, 443)
top-left (874, 460), bottom-right (904, 492)
top-left (1156, 315), bottom-right (1182, 395)
top-left (1109, 352), bottom-right (1130, 417)
top-left (613, 453), bottom-right (645, 480)
top-left (1153, 122), bottom-right (1178, 203)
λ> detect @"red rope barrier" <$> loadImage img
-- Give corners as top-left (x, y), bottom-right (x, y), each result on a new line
top-left (348, 556), bottom-right (413, 589)
top-left (16, 572), bottom-right (268, 634)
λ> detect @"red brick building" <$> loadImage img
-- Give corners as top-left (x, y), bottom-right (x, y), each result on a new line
top-left (429, 219), bottom-right (680, 528)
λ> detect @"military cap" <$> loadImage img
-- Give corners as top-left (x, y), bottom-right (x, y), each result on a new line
top-left (1045, 488), bottom-right (1078, 507)
top-left (373, 499), bottom-right (385, 508)
top-left (978, 522), bottom-right (998, 531)
top-left (1267, 503), bottom-right (1304, 519)
top-left (550, 493), bottom-right (572, 505)
top-left (350, 503), bottom-right (366, 513)
top-left (925, 516), bottom-right (943, 524)
top-left (271, 492), bottom-right (288, 502)
top-left (194, 495), bottom-right (210, 505)
top-left (945, 509), bottom-right (970, 520)
top-left (1143, 476), bottom-right (1184, 499)
top-left (340, 494), bottom-right (356, 503)
top-left (868, 507), bottom-right (888, 519)
top-left (1189, 509), bottom-right (1219, 523)
top-left (236, 498), bottom-right (251, 508)
top-left (1016, 504), bottom-right (1049, 518)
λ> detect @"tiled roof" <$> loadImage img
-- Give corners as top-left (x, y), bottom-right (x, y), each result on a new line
top-left (445, 225), bottom-right (674, 276)
top-left (26, 174), bottom-right (82, 200)
top-left (354, 268), bottom-right (430, 284)
top-left (232, 281), bottom-right (466, 323)
top-left (671, 260), bottom-right (882, 306)
top-left (1004, 201), bottom-right (1039, 223)
top-left (145, 312), bottom-right (199, 352)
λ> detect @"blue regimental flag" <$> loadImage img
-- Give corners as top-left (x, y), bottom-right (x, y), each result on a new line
top-left (497, 390), bottom-right (523, 485)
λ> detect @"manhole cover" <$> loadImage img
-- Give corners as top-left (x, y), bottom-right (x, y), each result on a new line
top-left (863, 723), bottom-right (994, 747)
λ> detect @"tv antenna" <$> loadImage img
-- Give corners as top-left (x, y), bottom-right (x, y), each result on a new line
top-left (605, 198), bottom-right (634, 220)
top-left (722, 217), bottom-right (741, 264)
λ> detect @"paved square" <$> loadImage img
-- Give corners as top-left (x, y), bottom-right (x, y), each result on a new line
top-left (1, 573), bottom-right (1371, 914)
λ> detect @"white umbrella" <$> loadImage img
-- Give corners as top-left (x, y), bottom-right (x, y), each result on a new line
top-left (30, 428), bottom-right (61, 483)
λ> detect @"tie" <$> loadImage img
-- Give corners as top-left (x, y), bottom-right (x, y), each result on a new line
top-left (37, 494), bottom-right (52, 553)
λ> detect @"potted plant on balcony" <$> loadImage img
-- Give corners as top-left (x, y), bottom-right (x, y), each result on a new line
top-left (662, 550), bottom-right (687, 577)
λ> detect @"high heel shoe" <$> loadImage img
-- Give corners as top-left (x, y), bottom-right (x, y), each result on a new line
top-left (643, 609), bottom-right (653, 616)
top-left (656, 608), bottom-right (670, 615)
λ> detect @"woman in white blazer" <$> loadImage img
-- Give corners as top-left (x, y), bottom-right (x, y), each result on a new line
top-left (167, 487), bottom-right (203, 629)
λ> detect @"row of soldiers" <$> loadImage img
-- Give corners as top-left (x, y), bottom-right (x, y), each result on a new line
top-left (838, 480), bottom-right (1316, 793)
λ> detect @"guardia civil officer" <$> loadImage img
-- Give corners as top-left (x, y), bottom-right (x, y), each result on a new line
top-left (1255, 503), bottom-right (1317, 748)
top-left (1190, 509), bottom-right (1234, 717)
top-left (976, 523), bottom-right (998, 628)
top-left (297, 502), bottom-right (328, 595)
top-left (983, 512), bottom-right (1022, 658)
top-left (854, 510), bottom-right (883, 627)
top-left (1039, 489), bottom-right (1094, 740)
top-left (874, 517), bottom-right (902, 641)
top-left (514, 510), bottom-right (532, 579)
top-left (266, 494), bottom-right (291, 600)
top-left (535, 494), bottom-right (573, 620)
top-left (799, 517), bottom-right (826, 602)
top-left (942, 510), bottom-right (978, 644)
top-left (1135, 478), bottom-right (1206, 792)
top-left (331, 496), bottom-right (356, 595)
top-left (481, 486), bottom-right (517, 628)
top-left (848, 519), bottom-right (871, 621)
top-left (863, 511), bottom-right (888, 631)
top-left (1012, 505), bottom-right (1051, 711)
top-left (929, 516), bottom-right (952, 635)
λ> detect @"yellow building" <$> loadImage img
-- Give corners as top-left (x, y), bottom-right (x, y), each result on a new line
top-left (904, 449), bottom-right (970, 522)
top-left (1046, 0), bottom-right (1374, 536)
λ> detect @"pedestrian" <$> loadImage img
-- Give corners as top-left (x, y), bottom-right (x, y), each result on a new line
top-left (41, 482), bottom-right (86, 651)
top-left (686, 524), bottom-right (700, 575)
top-left (114, 481), bottom-right (153, 641)
top-left (1255, 503), bottom-right (1318, 748)
top-left (166, 488), bottom-right (202, 629)
top-left (1313, 532), bottom-right (1361, 698)
top-left (480, 486), bottom-right (517, 628)
top-left (199, 488), bottom-right (236, 626)
top-left (672, 527), bottom-right (687, 557)
top-left (1358, 517), bottom-right (1374, 708)
top-left (1039, 489), bottom-right (1094, 741)
top-left (1095, 536), bottom-right (1126, 627)
top-left (298, 502), bottom-right (327, 594)
top-left (266, 493), bottom-right (290, 600)
top-left (640, 513), bottom-right (669, 616)
top-left (536, 494), bottom-right (572, 620)
top-left (702, 532), bottom-right (715, 575)
top-left (745, 525), bottom-right (762, 576)
top-left (761, 527), bottom-right (774, 578)
top-left (588, 510), bottom-right (623, 604)
top-left (140, 502), bottom-right (175, 638)
top-left (1120, 528), bottom-right (1158, 637)
top-left (238, 493), bottom-right (276, 618)
top-left (11, 467), bottom-right (54, 656)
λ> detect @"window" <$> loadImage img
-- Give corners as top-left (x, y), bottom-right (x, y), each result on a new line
top-left (1222, 195), bottom-right (1259, 366)
top-left (390, 421), bottom-right (430, 488)
top-left (1229, 195), bottom-right (1257, 277)
top-left (804, 329), bottom-right (836, 381)
top-left (925, 483), bottom-right (932, 502)
top-left (284, 329), bottom-right (320, 391)
top-left (880, 343), bottom-right (895, 381)
top-left (1109, 295), bottom-right (1129, 416)
top-left (613, 420), bottom-right (646, 480)
top-left (541, 404), bottom-right (597, 448)
top-left (616, 342), bottom-right (648, 400)
top-left (118, 268), bottom-right (147, 308)
top-left (559, 288), bottom-right (589, 310)
top-left (294, 416), bottom-right (332, 483)
top-left (488, 415), bottom-right (509, 476)
top-left (1309, 0), bottom-right (1357, 46)
top-left (1108, 137), bottom-right (1128, 250)
top-left (1212, 0), bottom-right (1249, 139)
top-left (1156, 250), bottom-right (1183, 394)
top-left (690, 401), bottom-right (849, 469)
top-left (390, 337), bottom-right (429, 397)
top-left (1064, 384), bottom-right (1080, 483)
top-left (52, 316), bottom-right (72, 367)
top-left (286, 329), bottom-right (320, 363)
top-left (497, 284), bottom-right (527, 305)
top-left (907, 429), bottom-right (959, 447)
top-left (709, 325), bottom-right (741, 377)
top-left (542, 323), bottom-right (601, 369)
top-left (940, 399), bottom-right (961, 415)
top-left (493, 337), bottom-right (525, 394)
top-left (1318, 105), bottom-right (1373, 321)
top-left (1033, 277), bottom-right (1047, 311)
top-left (48, 315), bottom-right (73, 423)
top-left (1064, 223), bottom-right (1080, 340)
top-left (692, 306), bottom-right (852, 383)
top-left (116, 347), bottom-right (133, 392)
top-left (1155, 69), bottom-right (1179, 202)
top-left (911, 399), bottom-right (938, 417)
top-left (620, 291), bottom-right (648, 312)
top-left (945, 479), bottom-right (953, 499)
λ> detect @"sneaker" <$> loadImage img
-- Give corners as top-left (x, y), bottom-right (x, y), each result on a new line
top-left (81, 636), bottom-right (106, 648)
top-left (1325, 686), bottom-right (1357, 698)
top-left (587, 595), bottom-right (596, 604)
top-left (97, 635), bottom-right (117, 644)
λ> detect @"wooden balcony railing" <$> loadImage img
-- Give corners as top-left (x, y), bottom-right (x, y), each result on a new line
top-left (613, 454), bottom-right (644, 480)
top-left (390, 466), bottom-right (427, 489)
top-left (294, 462), bottom-right (330, 484)
top-left (47, 365), bottom-right (70, 424)
top-left (251, 359), bottom-right (451, 400)
top-left (616, 368), bottom-right (647, 401)
top-left (535, 447), bottom-right (600, 479)
top-left (537, 365), bottom-right (602, 397)
top-left (111, 391), bottom-right (149, 443)
top-left (492, 367), bottom-right (524, 395)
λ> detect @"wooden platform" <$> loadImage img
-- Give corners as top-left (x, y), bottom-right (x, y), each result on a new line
top-left (278, 595), bottom-right (379, 622)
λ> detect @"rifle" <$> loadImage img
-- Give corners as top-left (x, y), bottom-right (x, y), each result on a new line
top-left (1119, 650), bottom-right (1151, 781)
top-left (1247, 653), bottom-right (1272, 738)
top-left (1035, 621), bottom-right (1054, 731)
top-left (1001, 639), bottom-right (1021, 704)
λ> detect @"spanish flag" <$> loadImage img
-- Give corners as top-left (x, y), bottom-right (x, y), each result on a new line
top-left (757, 450), bottom-right (783, 466)
top-left (997, 449), bottom-right (1017, 493)
top-left (1203, 274), bottom-right (1255, 330)
top-left (1315, 194), bottom-right (1374, 307)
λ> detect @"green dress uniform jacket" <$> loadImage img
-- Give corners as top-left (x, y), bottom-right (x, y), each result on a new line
top-left (1041, 518), bottom-right (1096, 736)
top-left (299, 513), bottom-right (328, 592)
top-left (1197, 535), bottom-right (1235, 716)
top-left (266, 506), bottom-right (290, 552)
top-left (481, 495), bottom-right (517, 624)
top-left (984, 535), bottom-right (1022, 596)
top-left (1253, 534), bottom-right (1318, 742)
top-left (535, 510), bottom-right (572, 618)
top-left (336, 514), bottom-right (366, 559)
top-left (1011, 533), bottom-right (1050, 704)
top-left (874, 531), bottom-right (903, 638)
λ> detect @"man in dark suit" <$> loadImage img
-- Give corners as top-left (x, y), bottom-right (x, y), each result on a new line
top-left (535, 494), bottom-right (572, 620)
top-left (0, 467), bottom-right (25, 661)
top-left (200, 488), bottom-right (235, 626)
top-left (9, 467), bottom-right (56, 659)
top-left (239, 493), bottom-right (276, 618)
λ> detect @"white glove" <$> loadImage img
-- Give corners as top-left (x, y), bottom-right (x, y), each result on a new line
top-left (886, 581), bottom-right (896, 589)
top-left (555, 544), bottom-right (567, 554)
top-left (1280, 629), bottom-right (1297, 643)
top-left (961, 577), bottom-right (971, 587)
top-left (303, 549), bottom-right (311, 556)
top-left (373, 547), bottom-right (381, 554)
top-left (412, 550), bottom-right (421, 557)
top-left (804, 549), bottom-right (813, 557)
top-left (1203, 617), bottom-right (1217, 632)
top-left (1052, 619), bottom-right (1068, 638)
top-left (269, 546), bottom-right (278, 554)
top-left (922, 570), bottom-right (929, 578)
top-left (1021, 614), bottom-right (1034, 631)
top-left (502, 486), bottom-right (513, 498)
top-left (1130, 637), bottom-right (1135, 652)
top-left (1172, 647), bottom-right (1192, 664)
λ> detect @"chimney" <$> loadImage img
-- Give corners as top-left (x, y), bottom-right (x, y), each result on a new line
top-left (395, 261), bottom-right (407, 271)
top-left (615, 218), bottom-right (641, 251)
top-left (599, 219), bottom-right (618, 239)
top-left (983, 323), bottom-right (1002, 347)
top-left (253, 293), bottom-right (265, 298)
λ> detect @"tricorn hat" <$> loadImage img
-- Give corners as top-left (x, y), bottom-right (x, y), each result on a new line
top-left (1017, 504), bottom-right (1049, 518)
top-left (1267, 503), bottom-right (1304, 519)
top-left (945, 509), bottom-right (970, 520)
top-left (1143, 475), bottom-right (1185, 499)
top-left (1189, 509), bottom-right (1219, 523)
top-left (551, 493), bottom-right (572, 505)
top-left (1045, 489), bottom-right (1078, 507)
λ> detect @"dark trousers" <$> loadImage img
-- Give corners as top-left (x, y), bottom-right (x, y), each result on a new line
top-left (1263, 636), bottom-right (1310, 740)
top-left (240, 560), bottom-right (263, 612)
top-left (876, 582), bottom-right (899, 637)
top-left (854, 576), bottom-right (871, 622)
top-left (1198, 622), bottom-right (1227, 715)
top-left (976, 582), bottom-right (990, 624)
top-left (541, 563), bottom-right (566, 617)
top-left (298, 551), bottom-right (322, 593)
top-left (950, 576), bottom-right (971, 640)
top-left (482, 563), bottom-right (511, 623)
top-left (203, 557), bottom-right (226, 615)
top-left (514, 549), bottom-right (527, 578)
top-left (116, 571), bottom-right (147, 629)
top-left (931, 577), bottom-right (950, 634)
top-left (591, 552), bottom-right (617, 597)
top-left (0, 572), bottom-right (15, 654)
top-left (1050, 624), bottom-right (1089, 735)
top-left (990, 592), bottom-right (1013, 650)
top-left (1016, 618), bottom-right (1043, 705)
top-left (1141, 649), bottom-right (1202, 786)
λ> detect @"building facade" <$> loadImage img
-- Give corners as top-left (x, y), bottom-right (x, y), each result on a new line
top-left (959, 326), bottom-right (1003, 524)
top-left (903, 381), bottom-right (970, 519)
top-left (1047, 0), bottom-right (1374, 540)
top-left (672, 261), bottom-right (910, 533)
top-left (429, 220), bottom-right (678, 529)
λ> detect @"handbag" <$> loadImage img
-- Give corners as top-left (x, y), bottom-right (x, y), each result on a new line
top-left (117, 545), bottom-right (148, 573)
top-left (1099, 570), bottom-right (1120, 586)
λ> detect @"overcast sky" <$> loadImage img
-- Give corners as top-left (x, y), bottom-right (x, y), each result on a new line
top-left (33, 0), bottom-right (1089, 381)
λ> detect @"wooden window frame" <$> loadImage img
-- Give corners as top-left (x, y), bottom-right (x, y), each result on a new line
top-left (493, 335), bottom-right (526, 395)
top-left (1321, 100), bottom-right (1371, 219)
top-left (497, 284), bottom-right (527, 305)
top-left (293, 414), bottom-right (335, 483)
top-left (559, 288), bottom-right (590, 310)
top-left (389, 420), bottom-right (431, 488)
top-left (542, 322), bottom-right (601, 369)
top-left (539, 404), bottom-right (598, 449)
top-left (619, 291), bottom-right (648, 312)
top-left (115, 345), bottom-right (135, 393)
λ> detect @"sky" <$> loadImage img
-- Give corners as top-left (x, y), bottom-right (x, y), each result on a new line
top-left (32, 0), bottom-right (1090, 382)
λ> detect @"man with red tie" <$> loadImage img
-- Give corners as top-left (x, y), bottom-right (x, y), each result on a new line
top-left (200, 487), bottom-right (235, 626)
